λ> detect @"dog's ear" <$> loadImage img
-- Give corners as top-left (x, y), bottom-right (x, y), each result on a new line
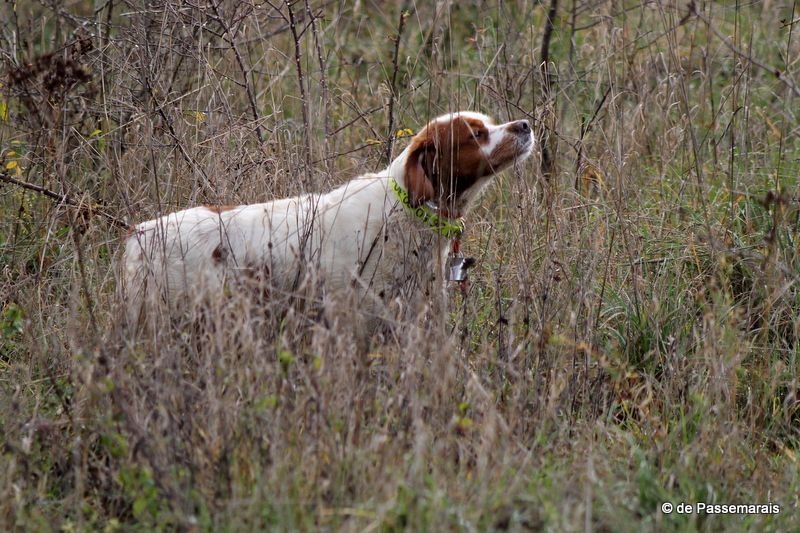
top-left (404, 139), bottom-right (437, 206)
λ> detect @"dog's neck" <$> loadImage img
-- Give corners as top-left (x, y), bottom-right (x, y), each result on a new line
top-left (387, 178), bottom-right (464, 239)
top-left (384, 145), bottom-right (477, 219)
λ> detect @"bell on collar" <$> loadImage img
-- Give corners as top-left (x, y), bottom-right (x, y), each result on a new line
top-left (446, 252), bottom-right (476, 282)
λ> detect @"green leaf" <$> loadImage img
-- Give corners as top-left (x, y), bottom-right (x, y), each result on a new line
top-left (2, 304), bottom-right (23, 338)
top-left (278, 349), bottom-right (295, 372)
top-left (132, 496), bottom-right (149, 518)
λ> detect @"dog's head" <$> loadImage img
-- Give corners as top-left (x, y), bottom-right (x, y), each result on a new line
top-left (394, 111), bottom-right (534, 214)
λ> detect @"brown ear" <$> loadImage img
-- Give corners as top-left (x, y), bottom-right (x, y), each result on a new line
top-left (404, 142), bottom-right (436, 206)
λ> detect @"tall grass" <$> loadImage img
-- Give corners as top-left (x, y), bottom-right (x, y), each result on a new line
top-left (1, 1), bottom-right (798, 529)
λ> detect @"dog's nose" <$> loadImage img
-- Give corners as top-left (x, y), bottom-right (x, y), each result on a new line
top-left (509, 120), bottom-right (531, 135)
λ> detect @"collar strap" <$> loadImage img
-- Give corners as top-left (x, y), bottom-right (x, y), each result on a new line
top-left (390, 178), bottom-right (465, 238)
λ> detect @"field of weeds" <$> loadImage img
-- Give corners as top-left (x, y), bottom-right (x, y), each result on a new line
top-left (1, 0), bottom-right (799, 530)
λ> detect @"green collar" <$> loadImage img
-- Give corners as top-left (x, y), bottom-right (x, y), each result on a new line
top-left (389, 178), bottom-right (464, 238)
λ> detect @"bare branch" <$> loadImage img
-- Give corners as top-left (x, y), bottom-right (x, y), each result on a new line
top-left (0, 170), bottom-right (131, 230)
top-left (384, 8), bottom-right (409, 165)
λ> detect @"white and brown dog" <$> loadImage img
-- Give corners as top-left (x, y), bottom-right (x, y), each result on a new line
top-left (123, 111), bottom-right (534, 327)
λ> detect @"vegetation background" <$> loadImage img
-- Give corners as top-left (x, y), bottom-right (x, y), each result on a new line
top-left (1, 0), bottom-right (799, 530)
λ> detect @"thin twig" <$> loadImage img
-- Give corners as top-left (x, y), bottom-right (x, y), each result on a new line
top-left (539, 0), bottom-right (559, 178)
top-left (574, 84), bottom-right (611, 184)
top-left (385, 9), bottom-right (408, 165)
top-left (304, 0), bottom-right (332, 174)
top-left (209, 0), bottom-right (264, 143)
top-left (539, 0), bottom-right (558, 94)
top-left (0, 170), bottom-right (131, 230)
top-left (305, 0), bottom-right (329, 137)
top-left (283, 0), bottom-right (313, 178)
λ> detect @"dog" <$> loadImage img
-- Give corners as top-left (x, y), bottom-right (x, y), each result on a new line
top-left (123, 111), bottom-right (534, 330)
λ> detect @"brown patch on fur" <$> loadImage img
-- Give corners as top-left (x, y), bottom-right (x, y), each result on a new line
top-left (212, 243), bottom-right (228, 263)
top-left (403, 116), bottom-right (499, 209)
top-left (404, 145), bottom-right (436, 205)
top-left (203, 204), bottom-right (238, 214)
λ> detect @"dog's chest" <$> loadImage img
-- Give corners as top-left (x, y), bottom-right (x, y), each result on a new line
top-left (357, 213), bottom-right (451, 300)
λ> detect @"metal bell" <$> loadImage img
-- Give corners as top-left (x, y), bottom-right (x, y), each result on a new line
top-left (446, 253), bottom-right (475, 282)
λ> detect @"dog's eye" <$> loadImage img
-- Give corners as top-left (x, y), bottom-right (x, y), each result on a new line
top-left (474, 130), bottom-right (484, 139)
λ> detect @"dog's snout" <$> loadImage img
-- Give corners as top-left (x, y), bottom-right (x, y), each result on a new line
top-left (509, 120), bottom-right (531, 135)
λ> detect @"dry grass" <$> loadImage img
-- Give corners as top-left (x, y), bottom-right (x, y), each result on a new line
top-left (1, 0), bottom-right (799, 530)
